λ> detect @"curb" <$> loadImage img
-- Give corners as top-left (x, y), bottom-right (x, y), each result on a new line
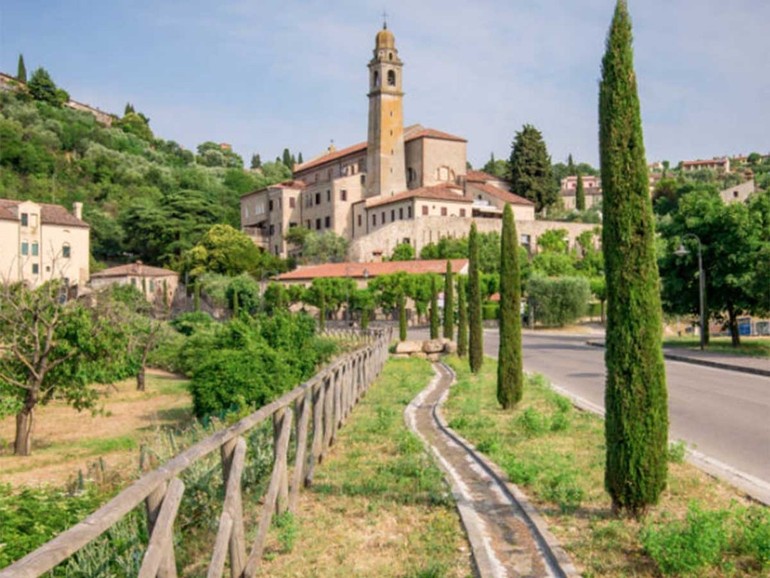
top-left (585, 341), bottom-right (770, 378)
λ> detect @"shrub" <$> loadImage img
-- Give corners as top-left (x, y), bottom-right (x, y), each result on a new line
top-left (516, 408), bottom-right (548, 437)
top-left (482, 302), bottom-right (499, 320)
top-left (526, 275), bottom-right (590, 327)
top-left (537, 470), bottom-right (585, 513)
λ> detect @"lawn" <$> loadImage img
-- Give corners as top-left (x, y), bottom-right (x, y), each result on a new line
top-left (442, 355), bottom-right (770, 577)
top-left (663, 335), bottom-right (770, 357)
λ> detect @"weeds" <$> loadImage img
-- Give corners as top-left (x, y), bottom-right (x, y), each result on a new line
top-left (667, 440), bottom-right (687, 464)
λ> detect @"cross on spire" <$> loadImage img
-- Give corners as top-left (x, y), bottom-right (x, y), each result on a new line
top-left (382, 10), bottom-right (388, 29)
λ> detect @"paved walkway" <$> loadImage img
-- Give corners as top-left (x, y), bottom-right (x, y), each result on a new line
top-left (405, 363), bottom-right (579, 578)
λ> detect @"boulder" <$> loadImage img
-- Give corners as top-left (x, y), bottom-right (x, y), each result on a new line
top-left (444, 341), bottom-right (458, 354)
top-left (413, 352), bottom-right (428, 359)
top-left (423, 339), bottom-right (444, 353)
top-left (427, 353), bottom-right (441, 362)
top-left (395, 341), bottom-right (423, 354)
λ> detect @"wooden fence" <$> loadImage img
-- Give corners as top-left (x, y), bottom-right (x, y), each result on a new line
top-left (1, 328), bottom-right (392, 578)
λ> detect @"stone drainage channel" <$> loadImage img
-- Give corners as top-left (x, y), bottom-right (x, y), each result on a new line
top-left (405, 362), bottom-right (580, 578)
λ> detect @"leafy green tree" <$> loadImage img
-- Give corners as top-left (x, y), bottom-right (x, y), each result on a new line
top-left (457, 278), bottom-right (468, 356)
top-left (182, 224), bottom-right (263, 278)
top-left (443, 261), bottom-right (454, 340)
top-left (468, 223), bottom-right (483, 373)
top-left (390, 242), bottom-right (415, 261)
top-left (430, 276), bottom-right (440, 339)
top-left (115, 111), bottom-right (154, 142)
top-left (16, 54), bottom-right (27, 83)
top-left (302, 231), bottom-right (348, 264)
top-left (0, 282), bottom-right (132, 455)
top-left (27, 68), bottom-right (59, 106)
top-left (600, 0), bottom-right (668, 517)
top-left (482, 152), bottom-right (509, 179)
top-left (576, 172), bottom-right (586, 211)
top-left (508, 124), bottom-right (558, 213)
top-left (497, 205), bottom-right (523, 408)
top-left (658, 191), bottom-right (769, 346)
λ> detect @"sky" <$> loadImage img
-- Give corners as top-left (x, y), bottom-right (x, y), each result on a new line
top-left (2, 0), bottom-right (769, 169)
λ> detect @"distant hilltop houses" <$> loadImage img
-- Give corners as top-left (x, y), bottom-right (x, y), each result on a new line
top-left (559, 154), bottom-right (766, 210)
top-left (240, 25), bottom-right (596, 262)
top-left (0, 71), bottom-right (117, 126)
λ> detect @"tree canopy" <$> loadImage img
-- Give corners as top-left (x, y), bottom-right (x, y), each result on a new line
top-left (508, 124), bottom-right (558, 213)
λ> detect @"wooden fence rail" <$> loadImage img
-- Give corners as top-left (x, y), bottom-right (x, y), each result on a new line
top-left (1, 328), bottom-right (392, 578)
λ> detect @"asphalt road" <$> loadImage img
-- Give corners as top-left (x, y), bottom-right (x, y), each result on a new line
top-left (506, 330), bottom-right (770, 486)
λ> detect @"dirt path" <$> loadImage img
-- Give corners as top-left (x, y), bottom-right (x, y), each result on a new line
top-left (405, 362), bottom-right (579, 578)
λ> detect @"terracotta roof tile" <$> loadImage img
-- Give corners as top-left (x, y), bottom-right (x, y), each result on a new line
top-left (468, 183), bottom-right (535, 206)
top-left (466, 170), bottom-right (503, 182)
top-left (277, 259), bottom-right (468, 281)
top-left (365, 183), bottom-right (471, 209)
top-left (0, 199), bottom-right (89, 228)
top-left (404, 125), bottom-right (466, 143)
top-left (91, 262), bottom-right (177, 279)
top-left (241, 179), bottom-right (306, 198)
top-left (294, 142), bottom-right (367, 173)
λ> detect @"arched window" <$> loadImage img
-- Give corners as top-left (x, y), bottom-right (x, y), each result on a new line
top-left (373, 71), bottom-right (380, 87)
top-left (387, 70), bottom-right (396, 86)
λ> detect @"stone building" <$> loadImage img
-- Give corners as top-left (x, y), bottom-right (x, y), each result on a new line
top-left (89, 261), bottom-right (179, 306)
top-left (242, 25), bottom-right (595, 261)
top-left (0, 199), bottom-right (90, 291)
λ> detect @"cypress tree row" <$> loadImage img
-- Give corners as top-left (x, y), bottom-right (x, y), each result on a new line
top-left (468, 223), bottom-right (483, 373)
top-left (497, 204), bottom-right (523, 408)
top-left (457, 278), bottom-right (468, 357)
top-left (600, 0), bottom-right (668, 517)
top-left (443, 261), bottom-right (454, 340)
top-left (429, 276), bottom-right (440, 339)
top-left (576, 172), bottom-right (586, 211)
top-left (398, 291), bottom-right (407, 341)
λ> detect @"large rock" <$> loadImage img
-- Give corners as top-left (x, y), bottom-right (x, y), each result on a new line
top-left (423, 339), bottom-right (444, 353)
top-left (444, 341), bottom-right (458, 354)
top-left (395, 341), bottom-right (423, 354)
top-left (427, 353), bottom-right (441, 362)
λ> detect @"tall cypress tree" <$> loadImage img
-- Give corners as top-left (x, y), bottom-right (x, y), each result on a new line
top-left (443, 261), bottom-right (454, 340)
top-left (457, 278), bottom-right (468, 357)
top-left (508, 125), bottom-right (557, 213)
top-left (429, 276), bottom-right (440, 339)
top-left (576, 172), bottom-right (586, 211)
top-left (468, 223), bottom-right (483, 373)
top-left (17, 54), bottom-right (27, 83)
top-left (600, 0), bottom-right (668, 518)
top-left (398, 291), bottom-right (407, 341)
top-left (497, 204), bottom-right (523, 408)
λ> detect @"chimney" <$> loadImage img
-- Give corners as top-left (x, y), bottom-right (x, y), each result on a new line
top-left (73, 202), bottom-right (83, 221)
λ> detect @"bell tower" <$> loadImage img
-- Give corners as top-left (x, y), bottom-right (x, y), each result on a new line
top-left (365, 23), bottom-right (406, 198)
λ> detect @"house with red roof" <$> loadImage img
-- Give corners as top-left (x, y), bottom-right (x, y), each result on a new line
top-left (89, 261), bottom-right (179, 306)
top-left (0, 198), bottom-right (89, 290)
top-left (241, 24), bottom-right (592, 263)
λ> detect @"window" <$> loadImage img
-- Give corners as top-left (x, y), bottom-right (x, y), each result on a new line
top-left (360, 175), bottom-right (366, 185)
top-left (373, 71), bottom-right (380, 87)
top-left (460, 209), bottom-right (466, 217)
top-left (399, 208), bottom-right (403, 219)
top-left (408, 206), bottom-right (412, 218)
top-left (32, 263), bottom-right (39, 275)
top-left (315, 193), bottom-right (321, 205)
top-left (372, 214), bottom-right (377, 226)
top-left (358, 214), bottom-right (362, 227)
top-left (381, 211), bottom-right (385, 224)
top-left (269, 224), bottom-right (275, 235)
top-left (149, 280), bottom-right (155, 292)
top-left (422, 206), bottom-right (428, 216)
top-left (327, 190), bottom-right (331, 202)
top-left (21, 241), bottom-right (29, 255)
top-left (289, 197), bottom-right (296, 209)
top-left (31, 242), bottom-right (39, 257)
top-left (387, 70), bottom-right (396, 86)
top-left (21, 213), bottom-right (29, 227)
top-left (269, 200), bottom-right (274, 211)
top-left (407, 167), bottom-right (415, 183)
top-left (325, 216), bottom-right (331, 228)
top-left (441, 207), bottom-right (448, 216)
top-left (316, 218), bottom-right (321, 230)
top-left (391, 209), bottom-right (395, 221)
top-left (131, 278), bottom-right (136, 286)
top-left (340, 189), bottom-right (347, 201)
top-left (306, 220), bottom-right (311, 228)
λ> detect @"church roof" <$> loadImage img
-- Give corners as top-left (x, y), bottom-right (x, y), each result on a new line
top-left (468, 183), bottom-right (535, 206)
top-left (294, 142), bottom-right (367, 173)
top-left (365, 183), bottom-right (471, 209)
top-left (277, 259), bottom-right (469, 282)
top-left (403, 125), bottom-right (466, 143)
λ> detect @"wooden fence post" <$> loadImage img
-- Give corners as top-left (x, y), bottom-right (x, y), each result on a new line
top-left (145, 481), bottom-right (178, 578)
top-left (306, 380), bottom-right (325, 486)
top-left (289, 391), bottom-right (311, 513)
top-left (139, 478), bottom-right (185, 578)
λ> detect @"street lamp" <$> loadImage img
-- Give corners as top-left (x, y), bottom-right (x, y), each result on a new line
top-left (674, 234), bottom-right (706, 350)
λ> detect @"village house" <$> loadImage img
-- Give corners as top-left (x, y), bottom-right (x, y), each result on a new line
top-left (0, 198), bottom-right (89, 291)
top-left (89, 261), bottom-right (178, 306)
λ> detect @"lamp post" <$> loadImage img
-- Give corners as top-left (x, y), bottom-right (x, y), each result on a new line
top-left (674, 234), bottom-right (706, 350)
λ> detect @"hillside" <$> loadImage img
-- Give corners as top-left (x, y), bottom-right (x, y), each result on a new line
top-left (0, 83), bottom-right (290, 268)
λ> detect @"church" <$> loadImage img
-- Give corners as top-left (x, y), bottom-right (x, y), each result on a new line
top-left (241, 24), bottom-right (592, 261)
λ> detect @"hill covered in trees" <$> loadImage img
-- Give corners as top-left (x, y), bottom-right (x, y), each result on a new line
top-left (0, 69), bottom-right (293, 269)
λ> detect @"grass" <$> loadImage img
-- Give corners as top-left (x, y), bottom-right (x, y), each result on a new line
top-left (663, 335), bottom-right (770, 357)
top-left (254, 357), bottom-right (473, 578)
top-left (442, 355), bottom-right (770, 577)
